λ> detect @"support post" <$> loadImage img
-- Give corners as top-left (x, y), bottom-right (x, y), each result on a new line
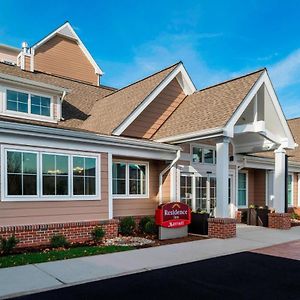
top-left (274, 148), bottom-right (286, 213)
top-left (216, 137), bottom-right (230, 218)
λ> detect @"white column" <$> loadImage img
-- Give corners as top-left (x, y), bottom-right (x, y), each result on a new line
top-left (274, 148), bottom-right (286, 213)
top-left (108, 153), bottom-right (113, 219)
top-left (216, 137), bottom-right (230, 218)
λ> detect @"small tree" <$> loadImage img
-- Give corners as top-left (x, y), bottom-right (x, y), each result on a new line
top-left (91, 226), bottom-right (105, 243)
top-left (0, 235), bottom-right (19, 255)
top-left (119, 217), bottom-right (136, 236)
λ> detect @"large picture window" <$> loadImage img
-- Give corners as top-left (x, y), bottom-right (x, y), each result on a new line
top-left (6, 89), bottom-right (52, 118)
top-left (192, 145), bottom-right (216, 164)
top-left (112, 161), bottom-right (147, 197)
top-left (4, 148), bottom-right (99, 200)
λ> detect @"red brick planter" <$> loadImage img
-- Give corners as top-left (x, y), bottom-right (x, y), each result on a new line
top-left (268, 213), bottom-right (291, 230)
top-left (208, 218), bottom-right (236, 239)
top-left (0, 219), bottom-right (119, 248)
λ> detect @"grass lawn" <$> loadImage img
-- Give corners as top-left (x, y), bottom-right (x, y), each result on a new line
top-left (0, 245), bottom-right (134, 269)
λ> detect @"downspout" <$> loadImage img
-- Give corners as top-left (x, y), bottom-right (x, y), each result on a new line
top-left (159, 149), bottom-right (181, 205)
top-left (59, 90), bottom-right (67, 121)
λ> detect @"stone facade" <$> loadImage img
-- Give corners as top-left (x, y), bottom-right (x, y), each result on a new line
top-left (208, 218), bottom-right (236, 239)
top-left (268, 213), bottom-right (291, 230)
top-left (0, 219), bottom-right (119, 248)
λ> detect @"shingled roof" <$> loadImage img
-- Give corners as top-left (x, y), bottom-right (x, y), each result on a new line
top-left (80, 62), bottom-right (180, 135)
top-left (0, 62), bottom-right (114, 129)
top-left (153, 69), bottom-right (265, 140)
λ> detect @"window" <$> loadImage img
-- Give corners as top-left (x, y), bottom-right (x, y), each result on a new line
top-left (73, 157), bottom-right (96, 195)
top-left (31, 95), bottom-right (51, 116)
top-left (112, 162), bottom-right (147, 197)
top-left (288, 174), bottom-right (293, 206)
top-left (7, 90), bottom-right (28, 113)
top-left (7, 150), bottom-right (37, 196)
top-left (6, 89), bottom-right (52, 118)
top-left (238, 172), bottom-right (247, 207)
top-left (192, 146), bottom-right (215, 164)
top-left (42, 154), bottom-right (69, 196)
top-left (4, 148), bottom-right (99, 200)
top-left (180, 175), bottom-right (192, 207)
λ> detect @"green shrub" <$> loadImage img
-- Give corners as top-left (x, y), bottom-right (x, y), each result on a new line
top-left (291, 212), bottom-right (300, 220)
top-left (50, 234), bottom-right (69, 248)
top-left (0, 235), bottom-right (19, 255)
top-left (91, 226), bottom-right (105, 243)
top-left (139, 216), bottom-right (152, 233)
top-left (119, 217), bottom-right (136, 236)
top-left (144, 219), bottom-right (157, 235)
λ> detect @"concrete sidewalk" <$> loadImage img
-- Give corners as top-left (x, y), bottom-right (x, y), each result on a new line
top-left (1, 224), bottom-right (300, 299)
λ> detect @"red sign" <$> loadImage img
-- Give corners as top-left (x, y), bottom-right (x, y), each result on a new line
top-left (155, 202), bottom-right (191, 228)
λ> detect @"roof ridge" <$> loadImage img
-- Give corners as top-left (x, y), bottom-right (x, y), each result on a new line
top-left (194, 68), bottom-right (266, 94)
top-left (102, 61), bottom-right (181, 99)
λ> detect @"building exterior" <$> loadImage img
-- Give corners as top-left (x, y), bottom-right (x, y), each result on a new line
top-left (0, 22), bottom-right (299, 246)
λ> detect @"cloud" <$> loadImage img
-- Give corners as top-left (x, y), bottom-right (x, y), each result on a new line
top-left (269, 49), bottom-right (300, 89)
top-left (99, 31), bottom-right (229, 89)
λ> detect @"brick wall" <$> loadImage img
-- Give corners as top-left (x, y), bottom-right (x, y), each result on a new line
top-left (268, 213), bottom-right (291, 230)
top-left (208, 218), bottom-right (236, 239)
top-left (0, 219), bottom-right (119, 248)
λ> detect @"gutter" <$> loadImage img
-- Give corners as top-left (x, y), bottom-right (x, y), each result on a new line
top-left (159, 149), bottom-right (181, 204)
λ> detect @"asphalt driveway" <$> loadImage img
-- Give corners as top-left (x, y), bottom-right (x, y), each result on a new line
top-left (15, 251), bottom-right (300, 300)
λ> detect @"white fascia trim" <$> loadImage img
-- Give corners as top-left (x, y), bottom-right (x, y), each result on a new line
top-left (0, 73), bottom-right (70, 94)
top-left (112, 63), bottom-right (196, 136)
top-left (225, 70), bottom-right (296, 149)
top-left (31, 22), bottom-right (103, 76)
top-left (0, 120), bottom-right (180, 153)
top-left (154, 127), bottom-right (224, 144)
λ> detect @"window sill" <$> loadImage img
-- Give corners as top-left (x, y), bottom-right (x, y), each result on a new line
top-left (0, 112), bottom-right (58, 124)
top-left (1, 196), bottom-right (101, 202)
top-left (113, 195), bottom-right (149, 200)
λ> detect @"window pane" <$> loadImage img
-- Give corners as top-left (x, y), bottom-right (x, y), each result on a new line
top-left (192, 147), bottom-right (202, 163)
top-left (204, 149), bottom-right (214, 164)
top-left (43, 176), bottom-right (55, 195)
top-left (238, 191), bottom-right (246, 206)
top-left (18, 102), bottom-right (28, 113)
top-left (23, 175), bottom-right (37, 195)
top-left (56, 176), bottom-right (68, 195)
top-left (31, 105), bottom-right (41, 115)
top-left (41, 97), bottom-right (50, 107)
top-left (7, 174), bottom-right (22, 195)
top-left (85, 158), bottom-right (96, 176)
top-left (56, 155), bottom-right (68, 175)
top-left (23, 153), bottom-right (37, 174)
top-left (112, 163), bottom-right (126, 179)
top-left (288, 175), bottom-right (293, 205)
top-left (31, 95), bottom-right (40, 106)
top-left (238, 173), bottom-right (246, 189)
top-left (129, 179), bottom-right (140, 194)
top-left (73, 157), bottom-right (84, 175)
top-left (43, 154), bottom-right (55, 174)
top-left (7, 90), bottom-right (17, 101)
top-left (85, 177), bottom-right (96, 195)
top-left (18, 92), bottom-right (28, 104)
top-left (113, 179), bottom-right (126, 194)
top-left (7, 151), bottom-right (21, 173)
top-left (31, 95), bottom-right (51, 116)
top-left (41, 106), bottom-right (50, 116)
top-left (7, 100), bottom-right (17, 111)
top-left (73, 177), bottom-right (84, 195)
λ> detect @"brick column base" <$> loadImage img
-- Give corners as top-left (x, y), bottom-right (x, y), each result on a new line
top-left (235, 211), bottom-right (242, 224)
top-left (268, 213), bottom-right (291, 230)
top-left (208, 218), bottom-right (236, 239)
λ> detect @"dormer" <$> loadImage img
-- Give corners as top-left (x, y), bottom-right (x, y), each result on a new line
top-left (18, 22), bottom-right (103, 86)
top-left (0, 73), bottom-right (69, 123)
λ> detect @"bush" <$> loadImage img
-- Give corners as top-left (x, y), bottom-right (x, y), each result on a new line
top-left (91, 226), bottom-right (105, 243)
top-left (291, 212), bottom-right (300, 220)
top-left (139, 216), bottom-right (152, 233)
top-left (119, 217), bottom-right (136, 236)
top-left (0, 235), bottom-right (19, 255)
top-left (144, 219), bottom-right (157, 235)
top-left (50, 234), bottom-right (69, 248)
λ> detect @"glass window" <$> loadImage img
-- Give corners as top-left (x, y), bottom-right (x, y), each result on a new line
top-left (180, 175), bottom-right (192, 207)
top-left (112, 162), bottom-right (147, 196)
top-left (7, 90), bottom-right (28, 113)
top-left (42, 154), bottom-right (69, 196)
top-left (204, 149), bottom-right (214, 164)
top-left (73, 157), bottom-right (96, 195)
top-left (238, 172), bottom-right (247, 207)
top-left (31, 95), bottom-right (51, 116)
top-left (288, 175), bottom-right (293, 206)
top-left (192, 147), bottom-right (202, 163)
top-left (7, 151), bottom-right (37, 196)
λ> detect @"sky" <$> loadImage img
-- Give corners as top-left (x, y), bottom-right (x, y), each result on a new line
top-left (1, 0), bottom-right (300, 118)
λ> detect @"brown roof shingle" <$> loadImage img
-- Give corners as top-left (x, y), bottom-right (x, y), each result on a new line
top-left (153, 69), bottom-right (265, 140)
top-left (80, 62), bottom-right (180, 135)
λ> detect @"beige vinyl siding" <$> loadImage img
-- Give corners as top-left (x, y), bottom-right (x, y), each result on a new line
top-left (24, 55), bottom-right (31, 71)
top-left (113, 159), bottom-right (171, 217)
top-left (246, 168), bottom-right (266, 207)
top-left (123, 78), bottom-right (186, 139)
top-left (34, 35), bottom-right (98, 85)
top-left (0, 47), bottom-right (18, 64)
top-left (0, 153), bottom-right (109, 226)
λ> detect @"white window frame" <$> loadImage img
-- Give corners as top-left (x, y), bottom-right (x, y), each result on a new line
top-left (288, 173), bottom-right (294, 207)
top-left (190, 143), bottom-right (216, 165)
top-left (237, 171), bottom-right (248, 208)
top-left (3, 87), bottom-right (55, 123)
top-left (112, 160), bottom-right (149, 199)
top-left (1, 145), bottom-right (100, 201)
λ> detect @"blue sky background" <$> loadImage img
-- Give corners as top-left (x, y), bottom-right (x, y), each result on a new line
top-left (1, 0), bottom-right (300, 118)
